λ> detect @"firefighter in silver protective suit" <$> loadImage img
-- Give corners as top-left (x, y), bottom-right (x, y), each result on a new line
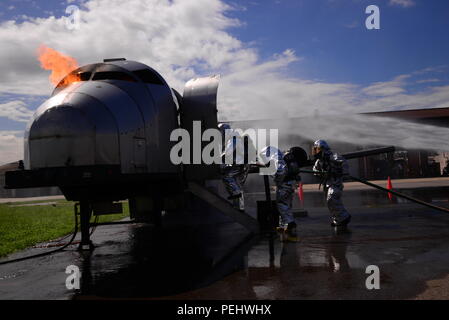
top-left (260, 146), bottom-right (308, 240)
top-left (219, 123), bottom-right (252, 212)
top-left (312, 140), bottom-right (351, 227)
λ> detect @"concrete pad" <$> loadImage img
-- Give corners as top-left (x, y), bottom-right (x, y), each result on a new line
top-left (1, 187), bottom-right (449, 299)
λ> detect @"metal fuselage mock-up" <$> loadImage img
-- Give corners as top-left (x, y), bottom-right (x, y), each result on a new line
top-left (5, 59), bottom-right (221, 223)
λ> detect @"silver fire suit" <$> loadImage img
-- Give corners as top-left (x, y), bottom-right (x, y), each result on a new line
top-left (221, 133), bottom-right (250, 211)
top-left (313, 150), bottom-right (350, 225)
top-left (260, 147), bottom-right (299, 228)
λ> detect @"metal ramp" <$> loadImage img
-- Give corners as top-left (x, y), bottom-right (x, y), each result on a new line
top-left (187, 182), bottom-right (259, 234)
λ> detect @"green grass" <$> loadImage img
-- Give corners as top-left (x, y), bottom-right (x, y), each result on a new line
top-left (0, 200), bottom-right (129, 257)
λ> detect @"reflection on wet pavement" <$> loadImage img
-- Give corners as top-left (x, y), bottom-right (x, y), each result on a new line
top-left (2, 188), bottom-right (449, 299)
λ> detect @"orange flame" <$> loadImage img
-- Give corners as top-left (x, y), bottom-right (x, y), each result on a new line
top-left (37, 45), bottom-right (80, 86)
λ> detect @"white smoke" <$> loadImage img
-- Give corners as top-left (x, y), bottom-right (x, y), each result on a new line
top-left (231, 114), bottom-right (449, 152)
top-left (287, 115), bottom-right (449, 151)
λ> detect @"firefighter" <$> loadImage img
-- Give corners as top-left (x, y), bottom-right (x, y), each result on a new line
top-left (260, 146), bottom-right (307, 241)
top-left (312, 140), bottom-right (351, 227)
top-left (218, 123), bottom-right (251, 212)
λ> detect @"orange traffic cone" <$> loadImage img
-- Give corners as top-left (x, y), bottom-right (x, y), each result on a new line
top-left (387, 176), bottom-right (393, 201)
top-left (298, 182), bottom-right (304, 207)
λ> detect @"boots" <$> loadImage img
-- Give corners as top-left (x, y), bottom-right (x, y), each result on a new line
top-left (277, 222), bottom-right (299, 242)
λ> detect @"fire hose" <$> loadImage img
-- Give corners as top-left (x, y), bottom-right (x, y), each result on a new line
top-left (299, 169), bottom-right (449, 214)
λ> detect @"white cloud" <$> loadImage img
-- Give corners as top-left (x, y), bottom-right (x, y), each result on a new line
top-left (0, 0), bottom-right (252, 95)
top-left (344, 21), bottom-right (359, 29)
top-left (0, 131), bottom-right (23, 165)
top-left (357, 84), bottom-right (449, 113)
top-left (0, 100), bottom-right (34, 122)
top-left (389, 0), bottom-right (415, 8)
top-left (0, 0), bottom-right (445, 121)
top-left (362, 75), bottom-right (409, 97)
top-left (414, 65), bottom-right (448, 75)
top-left (219, 62), bottom-right (449, 121)
top-left (416, 78), bottom-right (440, 84)
top-left (0, 0), bottom-right (448, 164)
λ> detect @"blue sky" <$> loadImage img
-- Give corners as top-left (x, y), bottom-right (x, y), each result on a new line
top-left (0, 0), bottom-right (449, 163)
top-left (0, 0), bottom-right (69, 21)
top-left (228, 0), bottom-right (449, 84)
top-left (1, 0), bottom-right (448, 85)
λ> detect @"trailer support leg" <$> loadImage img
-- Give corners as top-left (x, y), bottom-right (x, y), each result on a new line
top-left (78, 201), bottom-right (94, 251)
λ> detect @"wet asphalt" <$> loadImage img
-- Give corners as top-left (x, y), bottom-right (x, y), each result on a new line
top-left (2, 187), bottom-right (449, 300)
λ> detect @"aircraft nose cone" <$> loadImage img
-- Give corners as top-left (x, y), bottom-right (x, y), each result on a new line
top-left (31, 105), bottom-right (94, 139)
top-left (28, 105), bottom-right (96, 168)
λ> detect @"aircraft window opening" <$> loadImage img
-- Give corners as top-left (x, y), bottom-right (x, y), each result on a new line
top-left (78, 72), bottom-right (92, 81)
top-left (133, 69), bottom-right (164, 85)
top-left (92, 71), bottom-right (138, 82)
top-left (55, 71), bottom-right (91, 89)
